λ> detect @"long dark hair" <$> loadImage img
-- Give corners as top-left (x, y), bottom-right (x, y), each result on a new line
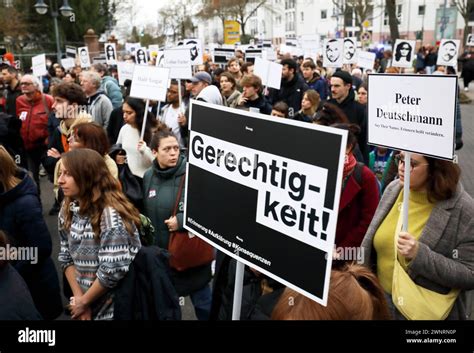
top-left (123, 97), bottom-right (157, 144)
top-left (395, 41), bottom-right (412, 61)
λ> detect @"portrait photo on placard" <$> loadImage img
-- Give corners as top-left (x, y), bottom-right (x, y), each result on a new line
top-left (392, 39), bottom-right (416, 68)
top-left (135, 47), bottom-right (148, 65)
top-left (323, 39), bottom-right (343, 67)
top-left (105, 43), bottom-right (117, 64)
top-left (78, 46), bottom-right (90, 68)
top-left (437, 39), bottom-right (460, 67)
top-left (343, 37), bottom-right (357, 64)
top-left (177, 38), bottom-right (203, 65)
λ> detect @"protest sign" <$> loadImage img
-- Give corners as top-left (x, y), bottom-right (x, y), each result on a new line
top-left (32, 54), bottom-right (47, 76)
top-left (164, 48), bottom-right (192, 79)
top-left (185, 101), bottom-right (348, 305)
top-left (254, 57), bottom-right (282, 90)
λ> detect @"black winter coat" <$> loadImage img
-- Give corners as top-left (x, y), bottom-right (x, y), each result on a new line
top-left (241, 94), bottom-right (272, 115)
top-left (0, 264), bottom-right (42, 320)
top-left (114, 246), bottom-right (181, 320)
top-left (267, 74), bottom-right (309, 118)
top-left (0, 169), bottom-right (62, 319)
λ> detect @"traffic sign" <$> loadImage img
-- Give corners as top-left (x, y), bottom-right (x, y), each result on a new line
top-left (360, 31), bottom-right (371, 42)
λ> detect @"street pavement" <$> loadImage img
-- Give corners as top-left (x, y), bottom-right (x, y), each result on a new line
top-left (39, 93), bottom-right (474, 320)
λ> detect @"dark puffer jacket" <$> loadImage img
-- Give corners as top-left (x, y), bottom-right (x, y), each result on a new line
top-left (0, 169), bottom-right (62, 319)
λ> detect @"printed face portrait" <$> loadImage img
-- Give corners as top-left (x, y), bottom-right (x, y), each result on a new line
top-left (441, 42), bottom-right (457, 62)
top-left (395, 42), bottom-right (412, 61)
top-left (344, 39), bottom-right (356, 60)
top-left (326, 40), bottom-right (340, 63)
top-left (80, 49), bottom-right (88, 63)
top-left (137, 49), bottom-right (146, 63)
top-left (106, 45), bottom-right (115, 60)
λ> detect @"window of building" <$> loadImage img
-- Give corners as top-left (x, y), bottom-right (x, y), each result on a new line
top-left (321, 9), bottom-right (327, 19)
top-left (301, 11), bottom-right (304, 22)
top-left (418, 5), bottom-right (425, 16)
top-left (397, 4), bottom-right (402, 24)
top-left (384, 9), bottom-right (388, 26)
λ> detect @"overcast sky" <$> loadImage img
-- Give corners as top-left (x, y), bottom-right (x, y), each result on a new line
top-left (113, 0), bottom-right (166, 41)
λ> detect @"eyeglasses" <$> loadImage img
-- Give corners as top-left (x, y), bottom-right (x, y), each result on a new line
top-left (394, 154), bottom-right (429, 172)
top-left (20, 82), bottom-right (33, 86)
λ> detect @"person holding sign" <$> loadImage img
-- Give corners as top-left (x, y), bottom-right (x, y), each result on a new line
top-left (142, 130), bottom-right (213, 321)
top-left (115, 97), bottom-right (156, 180)
top-left (361, 154), bottom-right (474, 320)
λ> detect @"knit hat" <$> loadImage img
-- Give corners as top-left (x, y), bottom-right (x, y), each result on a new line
top-left (332, 70), bottom-right (352, 85)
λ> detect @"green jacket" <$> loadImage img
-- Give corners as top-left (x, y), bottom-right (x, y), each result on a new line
top-left (142, 155), bottom-right (186, 249)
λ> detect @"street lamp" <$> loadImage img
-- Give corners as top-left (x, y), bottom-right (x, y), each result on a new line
top-left (34, 0), bottom-right (74, 63)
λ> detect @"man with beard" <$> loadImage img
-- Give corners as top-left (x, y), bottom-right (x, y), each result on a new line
top-left (267, 58), bottom-right (308, 118)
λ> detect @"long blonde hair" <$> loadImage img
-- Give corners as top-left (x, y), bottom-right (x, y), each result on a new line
top-left (60, 148), bottom-right (140, 238)
top-left (0, 146), bottom-right (21, 191)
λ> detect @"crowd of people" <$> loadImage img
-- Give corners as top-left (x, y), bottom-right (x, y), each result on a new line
top-left (0, 41), bottom-right (473, 321)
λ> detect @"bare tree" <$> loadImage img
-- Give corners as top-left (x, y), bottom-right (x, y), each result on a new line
top-left (159, 0), bottom-right (197, 42)
top-left (385, 0), bottom-right (400, 42)
top-left (332, 0), bottom-right (374, 34)
top-left (452, 0), bottom-right (474, 46)
top-left (198, 0), bottom-right (268, 43)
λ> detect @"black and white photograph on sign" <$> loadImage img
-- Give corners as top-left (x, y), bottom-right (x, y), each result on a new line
top-left (467, 33), bottom-right (474, 46)
top-left (65, 45), bottom-right (76, 58)
top-left (135, 47), bottom-right (148, 65)
top-left (343, 37), bottom-right (357, 64)
top-left (437, 39), bottom-right (460, 67)
top-left (323, 39), bottom-right (343, 68)
top-left (392, 39), bottom-right (415, 68)
top-left (177, 38), bottom-right (203, 65)
top-left (367, 74), bottom-right (457, 160)
top-left (105, 43), bottom-right (117, 65)
top-left (185, 101), bottom-right (348, 305)
top-left (78, 46), bottom-right (90, 68)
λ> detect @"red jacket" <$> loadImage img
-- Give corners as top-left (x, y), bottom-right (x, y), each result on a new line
top-left (16, 92), bottom-right (53, 151)
top-left (336, 165), bottom-right (380, 249)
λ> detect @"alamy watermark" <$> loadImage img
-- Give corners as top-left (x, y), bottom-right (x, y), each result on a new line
top-left (0, 245), bottom-right (38, 264)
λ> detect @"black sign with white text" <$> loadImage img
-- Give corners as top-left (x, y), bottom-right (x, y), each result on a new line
top-left (185, 101), bottom-right (347, 304)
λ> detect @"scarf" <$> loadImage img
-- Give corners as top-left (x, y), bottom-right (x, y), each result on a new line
top-left (343, 153), bottom-right (357, 180)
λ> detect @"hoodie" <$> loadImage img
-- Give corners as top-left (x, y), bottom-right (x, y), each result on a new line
top-left (196, 85), bottom-right (224, 106)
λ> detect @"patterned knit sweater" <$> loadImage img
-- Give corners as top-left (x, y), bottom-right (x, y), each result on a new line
top-left (58, 202), bottom-right (141, 320)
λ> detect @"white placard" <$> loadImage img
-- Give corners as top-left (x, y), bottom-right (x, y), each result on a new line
top-left (148, 45), bottom-right (160, 53)
top-left (467, 34), bottom-right (474, 46)
top-left (130, 65), bottom-right (170, 102)
top-left (65, 46), bottom-right (76, 58)
top-left (116, 61), bottom-right (135, 85)
top-left (177, 38), bottom-right (203, 65)
top-left (264, 48), bottom-right (278, 62)
top-left (78, 47), bottom-right (91, 68)
top-left (437, 39), bottom-right (460, 67)
top-left (323, 39), bottom-right (343, 68)
top-left (163, 48), bottom-right (192, 79)
top-left (245, 49), bottom-right (263, 63)
top-left (104, 43), bottom-right (117, 65)
top-left (61, 58), bottom-right (76, 70)
top-left (254, 57), bottom-right (282, 90)
top-left (32, 54), bottom-right (47, 76)
top-left (357, 51), bottom-right (376, 70)
top-left (125, 42), bottom-right (140, 54)
top-left (368, 74), bottom-right (457, 160)
top-left (135, 47), bottom-right (148, 65)
top-left (343, 37), bottom-right (358, 64)
top-left (300, 34), bottom-right (320, 51)
top-left (392, 39), bottom-right (416, 68)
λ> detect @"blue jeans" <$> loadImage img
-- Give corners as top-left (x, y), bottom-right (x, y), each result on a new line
top-left (190, 284), bottom-right (212, 321)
